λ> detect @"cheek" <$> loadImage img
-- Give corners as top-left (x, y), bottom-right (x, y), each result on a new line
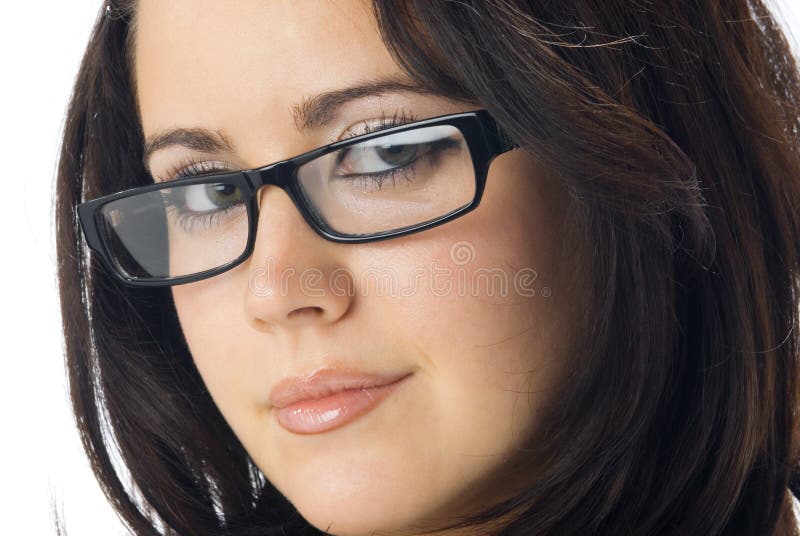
top-left (170, 279), bottom-right (260, 429)
top-left (351, 162), bottom-right (569, 447)
top-left (393, 152), bottom-right (567, 378)
top-left (329, 223), bottom-right (570, 525)
top-left (396, 241), bottom-right (563, 445)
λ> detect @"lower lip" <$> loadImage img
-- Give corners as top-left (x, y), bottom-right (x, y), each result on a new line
top-left (273, 375), bottom-right (411, 435)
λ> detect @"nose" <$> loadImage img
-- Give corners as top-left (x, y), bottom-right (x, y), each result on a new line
top-left (243, 185), bottom-right (355, 332)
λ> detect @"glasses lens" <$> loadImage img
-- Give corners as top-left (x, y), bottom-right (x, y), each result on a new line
top-left (96, 180), bottom-right (249, 280)
top-left (295, 124), bottom-right (476, 237)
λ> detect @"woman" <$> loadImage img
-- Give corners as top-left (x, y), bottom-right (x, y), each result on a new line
top-left (55, 0), bottom-right (800, 534)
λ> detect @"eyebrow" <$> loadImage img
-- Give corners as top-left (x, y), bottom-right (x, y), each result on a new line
top-left (142, 128), bottom-right (234, 171)
top-left (141, 76), bottom-right (437, 169)
top-left (291, 77), bottom-right (432, 131)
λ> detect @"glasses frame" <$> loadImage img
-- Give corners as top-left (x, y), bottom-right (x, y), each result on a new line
top-left (77, 109), bottom-right (518, 287)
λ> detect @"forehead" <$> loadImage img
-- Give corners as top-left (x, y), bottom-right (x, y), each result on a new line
top-left (133, 0), bottom-right (404, 140)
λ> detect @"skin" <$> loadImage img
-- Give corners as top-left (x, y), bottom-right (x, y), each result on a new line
top-left (133, 1), bottom-right (583, 534)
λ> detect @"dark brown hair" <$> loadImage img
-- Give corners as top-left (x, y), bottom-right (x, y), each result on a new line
top-left (55, 1), bottom-right (800, 534)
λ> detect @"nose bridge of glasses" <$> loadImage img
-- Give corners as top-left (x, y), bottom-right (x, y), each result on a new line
top-left (244, 159), bottom-right (294, 191)
top-left (245, 160), bottom-right (299, 214)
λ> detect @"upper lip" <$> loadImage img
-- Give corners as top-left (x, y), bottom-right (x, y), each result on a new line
top-left (269, 367), bottom-right (412, 409)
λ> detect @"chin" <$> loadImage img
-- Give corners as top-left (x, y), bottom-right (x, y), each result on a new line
top-left (287, 480), bottom-right (439, 536)
top-left (298, 502), bottom-right (412, 536)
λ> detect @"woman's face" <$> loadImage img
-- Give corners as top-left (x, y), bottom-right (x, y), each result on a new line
top-left (134, 1), bottom-right (581, 534)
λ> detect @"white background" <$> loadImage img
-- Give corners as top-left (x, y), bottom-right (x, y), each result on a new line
top-left (0, 2), bottom-right (798, 534)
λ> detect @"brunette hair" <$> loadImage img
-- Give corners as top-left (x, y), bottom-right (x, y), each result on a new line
top-left (55, 1), bottom-right (800, 534)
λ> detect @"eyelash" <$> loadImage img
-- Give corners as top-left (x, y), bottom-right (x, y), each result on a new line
top-left (340, 109), bottom-right (419, 139)
top-left (159, 159), bottom-right (232, 183)
top-left (155, 109), bottom-right (421, 182)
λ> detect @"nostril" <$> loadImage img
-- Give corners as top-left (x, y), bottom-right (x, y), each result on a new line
top-left (288, 306), bottom-right (323, 319)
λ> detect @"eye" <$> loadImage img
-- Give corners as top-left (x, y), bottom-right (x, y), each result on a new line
top-left (162, 181), bottom-right (247, 235)
top-left (333, 125), bottom-right (462, 177)
top-left (335, 142), bottom-right (421, 175)
top-left (180, 183), bottom-right (245, 213)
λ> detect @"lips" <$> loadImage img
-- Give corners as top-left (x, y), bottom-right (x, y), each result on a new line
top-left (269, 368), bottom-right (412, 408)
top-left (269, 368), bottom-right (413, 434)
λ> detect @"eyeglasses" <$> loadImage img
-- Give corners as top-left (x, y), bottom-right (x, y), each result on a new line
top-left (76, 109), bottom-right (518, 287)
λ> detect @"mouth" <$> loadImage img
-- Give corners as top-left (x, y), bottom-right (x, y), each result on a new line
top-left (270, 371), bottom-right (413, 435)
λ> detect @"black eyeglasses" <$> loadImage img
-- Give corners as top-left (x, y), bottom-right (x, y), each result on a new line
top-left (76, 109), bottom-right (517, 287)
